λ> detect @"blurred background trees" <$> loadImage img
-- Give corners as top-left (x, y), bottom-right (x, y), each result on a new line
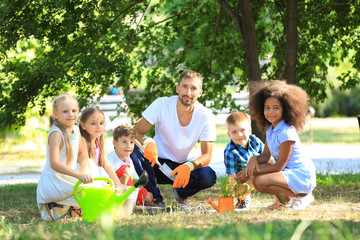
top-left (1, 0), bottom-right (360, 133)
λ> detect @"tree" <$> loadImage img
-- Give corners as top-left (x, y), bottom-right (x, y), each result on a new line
top-left (1, 0), bottom-right (360, 131)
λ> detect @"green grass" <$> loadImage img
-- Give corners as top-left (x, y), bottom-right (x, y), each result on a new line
top-left (1, 174), bottom-right (360, 239)
top-left (1, 118), bottom-right (359, 238)
top-left (299, 127), bottom-right (360, 144)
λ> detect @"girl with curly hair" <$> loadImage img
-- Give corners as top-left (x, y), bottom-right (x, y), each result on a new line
top-left (235, 80), bottom-right (316, 210)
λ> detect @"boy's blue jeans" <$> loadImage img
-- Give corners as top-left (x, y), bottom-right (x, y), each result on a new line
top-left (130, 145), bottom-right (217, 203)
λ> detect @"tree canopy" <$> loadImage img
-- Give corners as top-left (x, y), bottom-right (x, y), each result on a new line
top-left (1, 0), bottom-right (360, 130)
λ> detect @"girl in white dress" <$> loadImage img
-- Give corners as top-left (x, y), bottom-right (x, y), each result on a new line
top-left (37, 94), bottom-right (93, 220)
top-left (236, 80), bottom-right (316, 210)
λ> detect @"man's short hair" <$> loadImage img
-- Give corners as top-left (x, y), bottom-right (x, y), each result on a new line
top-left (179, 70), bottom-right (203, 86)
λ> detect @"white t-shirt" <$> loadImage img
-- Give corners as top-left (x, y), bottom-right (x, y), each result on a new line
top-left (107, 151), bottom-right (135, 177)
top-left (142, 96), bottom-right (216, 163)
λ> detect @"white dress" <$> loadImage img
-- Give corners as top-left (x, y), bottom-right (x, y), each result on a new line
top-left (36, 125), bottom-right (82, 220)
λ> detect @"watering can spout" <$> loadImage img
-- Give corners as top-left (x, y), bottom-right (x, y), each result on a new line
top-left (206, 198), bottom-right (221, 213)
top-left (114, 171), bottom-right (149, 205)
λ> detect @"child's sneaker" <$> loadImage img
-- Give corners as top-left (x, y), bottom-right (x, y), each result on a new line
top-left (235, 195), bottom-right (251, 210)
top-left (262, 201), bottom-right (288, 211)
top-left (289, 194), bottom-right (314, 210)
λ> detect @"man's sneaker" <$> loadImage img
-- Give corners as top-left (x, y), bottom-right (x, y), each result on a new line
top-left (262, 201), bottom-right (288, 211)
top-left (172, 188), bottom-right (187, 204)
top-left (289, 194), bottom-right (315, 210)
top-left (172, 188), bottom-right (191, 211)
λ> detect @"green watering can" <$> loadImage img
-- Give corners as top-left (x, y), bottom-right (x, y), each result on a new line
top-left (74, 171), bottom-right (149, 222)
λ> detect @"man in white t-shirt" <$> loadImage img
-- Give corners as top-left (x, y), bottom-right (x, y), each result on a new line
top-left (130, 70), bottom-right (217, 209)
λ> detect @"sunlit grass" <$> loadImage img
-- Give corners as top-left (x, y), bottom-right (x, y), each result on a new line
top-left (299, 127), bottom-right (359, 145)
top-left (1, 174), bottom-right (360, 239)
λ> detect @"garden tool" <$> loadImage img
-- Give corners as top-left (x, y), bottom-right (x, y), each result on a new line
top-left (135, 139), bottom-right (176, 181)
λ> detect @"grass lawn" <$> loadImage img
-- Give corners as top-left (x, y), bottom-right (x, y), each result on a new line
top-left (1, 174), bottom-right (360, 239)
top-left (1, 117), bottom-right (359, 239)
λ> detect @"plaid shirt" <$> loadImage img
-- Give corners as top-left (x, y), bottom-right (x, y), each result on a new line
top-left (224, 134), bottom-right (264, 174)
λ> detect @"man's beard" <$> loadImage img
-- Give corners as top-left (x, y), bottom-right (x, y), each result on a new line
top-left (179, 95), bottom-right (195, 107)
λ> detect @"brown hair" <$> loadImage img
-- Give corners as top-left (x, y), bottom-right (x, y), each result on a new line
top-left (179, 70), bottom-right (203, 86)
top-left (79, 107), bottom-right (105, 167)
top-left (52, 94), bottom-right (79, 166)
top-left (113, 125), bottom-right (136, 141)
top-left (226, 112), bottom-right (250, 126)
top-left (248, 80), bottom-right (309, 132)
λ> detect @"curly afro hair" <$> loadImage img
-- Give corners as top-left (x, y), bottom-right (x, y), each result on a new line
top-left (248, 80), bottom-right (310, 133)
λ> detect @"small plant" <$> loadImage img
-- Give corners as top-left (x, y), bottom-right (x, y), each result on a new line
top-left (218, 177), bottom-right (251, 199)
top-left (218, 177), bottom-right (237, 197)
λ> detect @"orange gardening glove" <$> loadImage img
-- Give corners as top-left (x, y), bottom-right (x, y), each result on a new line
top-left (143, 139), bottom-right (158, 167)
top-left (171, 162), bottom-right (194, 188)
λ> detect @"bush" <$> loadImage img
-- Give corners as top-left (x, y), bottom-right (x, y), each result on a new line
top-left (312, 86), bottom-right (360, 117)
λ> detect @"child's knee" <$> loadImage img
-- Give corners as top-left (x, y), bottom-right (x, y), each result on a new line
top-left (252, 176), bottom-right (264, 192)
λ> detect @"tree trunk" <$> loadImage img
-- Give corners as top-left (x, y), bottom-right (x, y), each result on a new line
top-left (218, 0), bottom-right (261, 82)
top-left (218, 0), bottom-right (264, 141)
top-left (282, 0), bottom-right (298, 84)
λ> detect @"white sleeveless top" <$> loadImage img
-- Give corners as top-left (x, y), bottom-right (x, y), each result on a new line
top-left (36, 125), bottom-right (81, 220)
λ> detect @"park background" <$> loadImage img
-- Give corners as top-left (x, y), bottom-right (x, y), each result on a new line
top-left (1, 0), bottom-right (360, 239)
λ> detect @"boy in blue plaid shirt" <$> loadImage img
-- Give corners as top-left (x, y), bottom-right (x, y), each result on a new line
top-left (224, 112), bottom-right (264, 209)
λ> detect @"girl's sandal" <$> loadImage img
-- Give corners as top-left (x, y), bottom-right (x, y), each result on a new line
top-left (68, 206), bottom-right (82, 217)
top-left (262, 201), bottom-right (288, 211)
top-left (46, 202), bottom-right (65, 221)
top-left (52, 214), bottom-right (65, 221)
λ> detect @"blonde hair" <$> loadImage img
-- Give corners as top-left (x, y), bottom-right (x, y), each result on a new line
top-left (226, 112), bottom-right (250, 126)
top-left (52, 94), bottom-right (79, 166)
top-left (79, 107), bottom-right (106, 168)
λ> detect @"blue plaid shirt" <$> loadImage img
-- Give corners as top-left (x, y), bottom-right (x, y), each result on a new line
top-left (224, 134), bottom-right (264, 174)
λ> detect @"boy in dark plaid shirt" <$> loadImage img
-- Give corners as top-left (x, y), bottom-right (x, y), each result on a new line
top-left (224, 112), bottom-right (264, 209)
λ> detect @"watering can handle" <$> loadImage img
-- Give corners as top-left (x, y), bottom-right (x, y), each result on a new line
top-left (73, 177), bottom-right (114, 204)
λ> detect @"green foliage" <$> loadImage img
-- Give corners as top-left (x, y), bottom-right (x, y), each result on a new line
top-left (218, 177), bottom-right (245, 198)
top-left (0, 0), bottom-right (149, 129)
top-left (316, 173), bottom-right (360, 186)
top-left (312, 87), bottom-right (360, 117)
top-left (218, 177), bottom-right (235, 197)
top-left (1, 0), bottom-right (360, 131)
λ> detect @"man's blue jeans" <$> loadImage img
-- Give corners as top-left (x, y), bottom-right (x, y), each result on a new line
top-left (130, 145), bottom-right (217, 203)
